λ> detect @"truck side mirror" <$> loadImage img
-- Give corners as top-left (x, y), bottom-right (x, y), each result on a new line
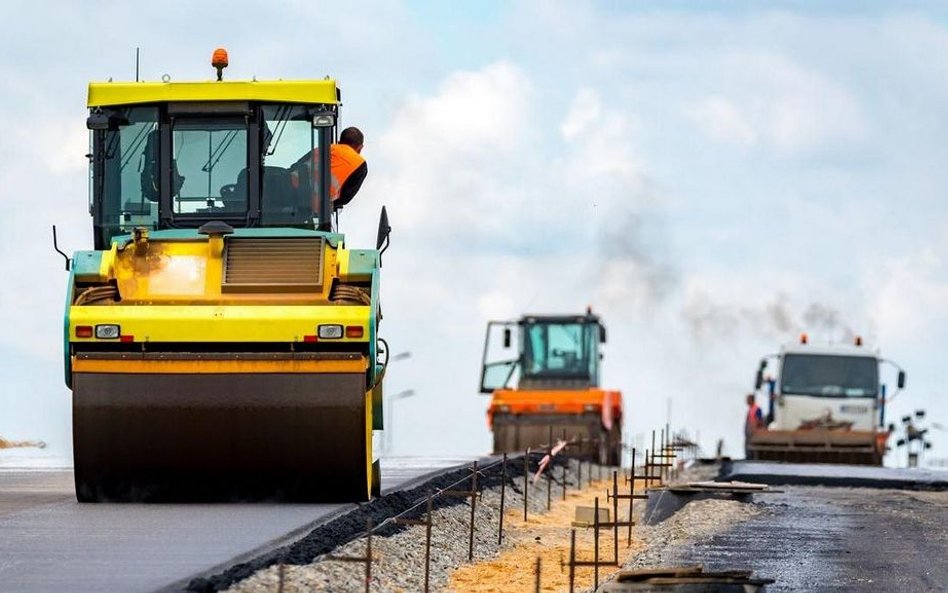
top-left (503, 327), bottom-right (511, 349)
top-left (599, 324), bottom-right (607, 344)
top-left (754, 359), bottom-right (767, 390)
top-left (897, 370), bottom-right (906, 389)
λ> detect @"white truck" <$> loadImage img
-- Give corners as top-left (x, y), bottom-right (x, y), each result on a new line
top-left (748, 335), bottom-right (906, 465)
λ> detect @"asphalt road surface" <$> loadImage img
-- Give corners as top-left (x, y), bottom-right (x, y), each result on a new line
top-left (0, 456), bottom-right (475, 593)
top-left (671, 467), bottom-right (948, 591)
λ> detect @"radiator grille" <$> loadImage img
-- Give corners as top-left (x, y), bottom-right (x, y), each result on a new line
top-left (222, 238), bottom-right (323, 292)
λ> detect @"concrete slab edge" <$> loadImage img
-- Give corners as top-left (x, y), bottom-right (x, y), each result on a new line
top-left (718, 460), bottom-right (948, 491)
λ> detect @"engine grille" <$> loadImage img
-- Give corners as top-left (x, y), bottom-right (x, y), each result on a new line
top-left (222, 237), bottom-right (323, 292)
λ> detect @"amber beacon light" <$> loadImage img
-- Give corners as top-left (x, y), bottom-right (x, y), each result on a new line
top-left (211, 48), bottom-right (229, 81)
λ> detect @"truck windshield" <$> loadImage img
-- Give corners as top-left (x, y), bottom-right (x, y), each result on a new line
top-left (781, 354), bottom-right (878, 397)
top-left (522, 322), bottom-right (598, 381)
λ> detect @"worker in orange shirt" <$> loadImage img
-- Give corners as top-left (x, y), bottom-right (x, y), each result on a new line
top-left (328, 127), bottom-right (368, 209)
top-left (744, 393), bottom-right (765, 458)
top-left (291, 126), bottom-right (368, 214)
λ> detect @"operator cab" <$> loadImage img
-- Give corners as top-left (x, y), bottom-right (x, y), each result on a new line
top-left (480, 311), bottom-right (607, 393)
top-left (86, 80), bottom-right (339, 249)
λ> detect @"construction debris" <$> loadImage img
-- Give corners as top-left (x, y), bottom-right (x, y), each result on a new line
top-left (572, 505), bottom-right (611, 528)
top-left (643, 481), bottom-right (777, 525)
top-left (602, 565), bottom-right (774, 592)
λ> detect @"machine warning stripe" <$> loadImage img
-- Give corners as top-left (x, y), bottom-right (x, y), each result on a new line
top-left (72, 355), bottom-right (368, 374)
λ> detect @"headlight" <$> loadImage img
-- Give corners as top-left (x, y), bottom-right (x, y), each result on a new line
top-left (317, 324), bottom-right (344, 339)
top-left (95, 324), bottom-right (121, 339)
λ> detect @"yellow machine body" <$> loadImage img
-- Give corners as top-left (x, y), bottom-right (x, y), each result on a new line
top-left (66, 71), bottom-right (386, 502)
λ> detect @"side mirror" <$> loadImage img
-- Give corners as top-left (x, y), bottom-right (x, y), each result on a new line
top-left (887, 423), bottom-right (896, 433)
top-left (503, 328), bottom-right (511, 349)
top-left (897, 370), bottom-right (906, 389)
top-left (599, 324), bottom-right (607, 344)
top-left (376, 206), bottom-right (391, 265)
top-left (754, 358), bottom-right (767, 390)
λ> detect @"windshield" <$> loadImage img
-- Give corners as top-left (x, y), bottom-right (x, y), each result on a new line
top-left (90, 103), bottom-right (331, 246)
top-left (92, 106), bottom-right (160, 248)
top-left (522, 322), bottom-right (599, 381)
top-left (780, 354), bottom-right (879, 397)
top-left (171, 117), bottom-right (248, 216)
top-left (260, 105), bottom-right (320, 226)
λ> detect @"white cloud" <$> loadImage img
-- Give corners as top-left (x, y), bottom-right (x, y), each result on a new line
top-left (869, 244), bottom-right (948, 344)
top-left (685, 95), bottom-right (757, 146)
top-left (374, 61), bottom-right (533, 235)
top-left (560, 88), bottom-right (602, 140)
top-left (684, 53), bottom-right (868, 153)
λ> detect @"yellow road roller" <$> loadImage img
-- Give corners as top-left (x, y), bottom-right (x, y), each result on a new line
top-left (60, 52), bottom-right (390, 502)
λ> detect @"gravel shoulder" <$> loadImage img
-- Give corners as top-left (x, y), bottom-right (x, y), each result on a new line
top-left (221, 460), bottom-right (770, 593)
top-left (223, 455), bottom-right (587, 593)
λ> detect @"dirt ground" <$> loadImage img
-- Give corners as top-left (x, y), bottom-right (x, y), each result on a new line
top-left (449, 475), bottom-right (645, 593)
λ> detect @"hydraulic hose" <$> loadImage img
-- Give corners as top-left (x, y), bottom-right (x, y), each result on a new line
top-left (329, 283), bottom-right (372, 306)
top-left (74, 285), bottom-right (118, 306)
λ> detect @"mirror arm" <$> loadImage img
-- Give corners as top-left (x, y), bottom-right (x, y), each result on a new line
top-left (879, 358), bottom-right (906, 394)
top-left (52, 225), bottom-right (71, 271)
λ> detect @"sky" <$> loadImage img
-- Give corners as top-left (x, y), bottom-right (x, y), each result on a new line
top-left (1, 0), bottom-right (947, 466)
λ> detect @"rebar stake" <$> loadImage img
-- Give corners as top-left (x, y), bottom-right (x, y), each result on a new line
top-left (424, 495), bottom-right (432, 592)
top-left (593, 496), bottom-right (600, 590)
top-left (523, 448), bottom-right (529, 522)
top-left (469, 460), bottom-right (478, 561)
top-left (547, 426), bottom-right (553, 511)
top-left (323, 518), bottom-right (374, 593)
top-left (498, 453), bottom-right (507, 546)
top-left (534, 556), bottom-right (542, 593)
top-left (395, 494), bottom-right (434, 592)
top-left (562, 428), bottom-right (568, 501)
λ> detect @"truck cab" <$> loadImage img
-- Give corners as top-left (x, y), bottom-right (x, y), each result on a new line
top-left (750, 335), bottom-right (906, 465)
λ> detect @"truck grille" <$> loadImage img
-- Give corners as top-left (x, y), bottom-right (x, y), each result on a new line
top-left (222, 237), bottom-right (323, 292)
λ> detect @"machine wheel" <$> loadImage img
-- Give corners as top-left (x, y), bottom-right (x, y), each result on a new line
top-left (72, 354), bottom-right (372, 502)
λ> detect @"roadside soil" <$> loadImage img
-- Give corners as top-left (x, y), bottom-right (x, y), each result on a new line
top-left (448, 474), bottom-right (644, 593)
top-left (449, 461), bottom-right (762, 593)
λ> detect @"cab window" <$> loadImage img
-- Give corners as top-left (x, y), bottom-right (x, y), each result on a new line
top-left (171, 118), bottom-right (248, 216)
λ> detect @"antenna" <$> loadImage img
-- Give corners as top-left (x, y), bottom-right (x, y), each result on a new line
top-left (135, 47), bottom-right (140, 82)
